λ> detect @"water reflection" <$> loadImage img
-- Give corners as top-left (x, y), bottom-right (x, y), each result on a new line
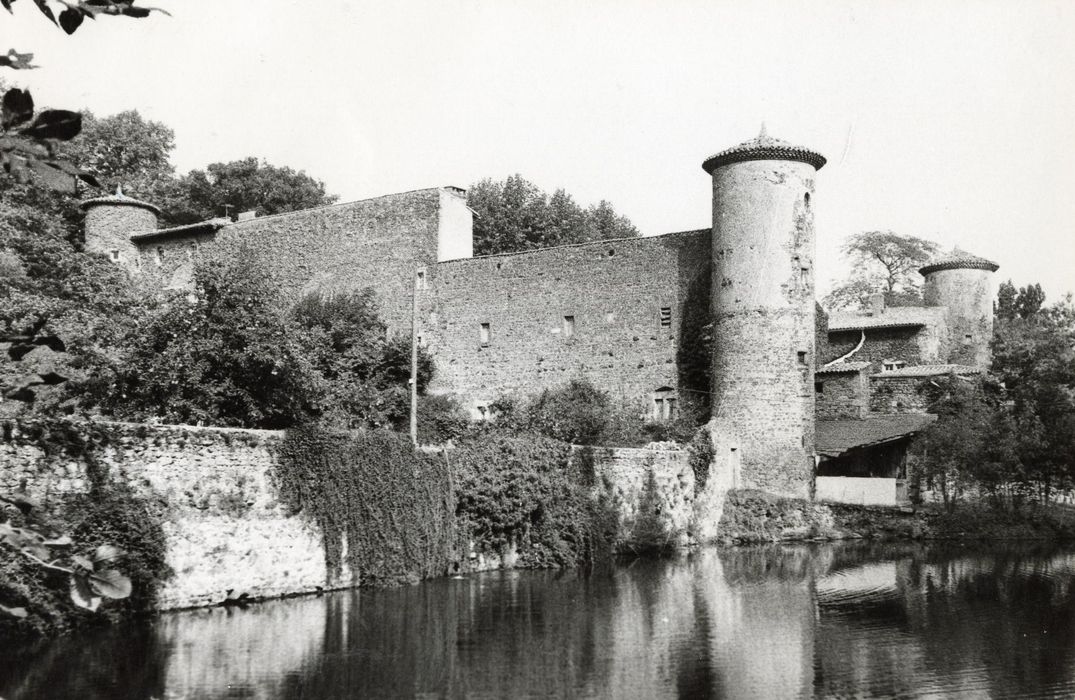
top-left (4, 542), bottom-right (1075, 698)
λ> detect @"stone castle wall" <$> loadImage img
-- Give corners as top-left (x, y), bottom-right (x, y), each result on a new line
top-left (868, 376), bottom-right (932, 414)
top-left (0, 420), bottom-right (714, 611)
top-left (815, 371), bottom-right (868, 420)
top-left (424, 231), bottom-right (711, 416)
top-left (824, 322), bottom-right (945, 372)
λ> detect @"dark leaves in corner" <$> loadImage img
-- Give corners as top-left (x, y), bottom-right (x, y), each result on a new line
top-left (2, 88), bottom-right (34, 129)
top-left (0, 49), bottom-right (37, 70)
top-left (59, 7), bottom-right (85, 34)
top-left (21, 110), bottom-right (82, 141)
top-left (32, 0), bottom-right (57, 25)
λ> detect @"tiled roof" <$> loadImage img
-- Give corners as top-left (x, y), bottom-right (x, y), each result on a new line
top-left (817, 414), bottom-right (936, 457)
top-left (826, 306), bottom-right (938, 332)
top-left (80, 193), bottom-right (161, 216)
top-left (872, 364), bottom-right (981, 378)
top-left (130, 219), bottom-right (228, 242)
top-left (702, 125), bottom-right (826, 173)
top-left (816, 361), bottom-right (871, 375)
top-left (919, 247), bottom-right (999, 275)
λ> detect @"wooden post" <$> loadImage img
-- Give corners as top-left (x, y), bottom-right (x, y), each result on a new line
top-left (410, 265), bottom-right (419, 446)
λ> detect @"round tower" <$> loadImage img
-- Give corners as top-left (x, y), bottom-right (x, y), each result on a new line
top-left (80, 188), bottom-right (160, 271)
top-left (920, 248), bottom-right (999, 369)
top-left (703, 127), bottom-right (826, 498)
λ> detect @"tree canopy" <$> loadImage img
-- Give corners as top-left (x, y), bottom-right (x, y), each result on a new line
top-left (467, 175), bottom-right (639, 255)
top-left (823, 230), bottom-right (939, 311)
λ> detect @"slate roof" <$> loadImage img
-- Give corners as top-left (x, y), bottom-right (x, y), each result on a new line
top-left (129, 219), bottom-right (228, 243)
top-left (816, 414), bottom-right (936, 457)
top-left (872, 364), bottom-right (981, 378)
top-left (920, 247), bottom-right (999, 276)
top-left (702, 125), bottom-right (826, 173)
top-left (826, 306), bottom-right (938, 332)
top-left (816, 361), bottom-right (871, 375)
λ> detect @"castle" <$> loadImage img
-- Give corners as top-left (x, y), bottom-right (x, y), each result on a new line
top-left (81, 130), bottom-right (998, 505)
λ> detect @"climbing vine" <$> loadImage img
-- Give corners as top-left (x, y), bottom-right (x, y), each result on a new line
top-left (275, 426), bottom-right (457, 585)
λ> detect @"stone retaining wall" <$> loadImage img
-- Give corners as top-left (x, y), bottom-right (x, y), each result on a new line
top-left (1, 421), bottom-right (722, 610)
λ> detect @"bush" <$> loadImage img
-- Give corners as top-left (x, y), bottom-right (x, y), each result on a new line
top-left (451, 432), bottom-right (617, 568)
top-left (525, 379), bottom-right (611, 444)
top-left (416, 394), bottom-right (470, 445)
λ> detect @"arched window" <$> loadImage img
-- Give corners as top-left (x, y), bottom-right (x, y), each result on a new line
top-left (652, 386), bottom-right (677, 421)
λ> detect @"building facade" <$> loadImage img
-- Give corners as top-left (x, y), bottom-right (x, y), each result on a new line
top-left (81, 131), bottom-right (997, 501)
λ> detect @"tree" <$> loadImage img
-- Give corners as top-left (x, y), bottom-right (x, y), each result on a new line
top-left (59, 110), bottom-right (175, 199)
top-left (164, 157), bottom-right (337, 225)
top-left (992, 294), bottom-right (1075, 502)
top-left (996, 280), bottom-right (1045, 321)
top-left (291, 289), bottom-right (434, 430)
top-left (468, 175), bottom-right (639, 255)
top-left (105, 247), bottom-right (323, 429)
top-left (0, 0), bottom-right (171, 190)
top-left (824, 230), bottom-right (939, 311)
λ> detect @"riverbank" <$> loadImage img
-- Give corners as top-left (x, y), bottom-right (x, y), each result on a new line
top-left (717, 489), bottom-right (1075, 544)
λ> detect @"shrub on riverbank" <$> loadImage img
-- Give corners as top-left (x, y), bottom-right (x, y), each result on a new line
top-left (719, 488), bottom-right (1075, 544)
top-left (451, 433), bottom-right (618, 568)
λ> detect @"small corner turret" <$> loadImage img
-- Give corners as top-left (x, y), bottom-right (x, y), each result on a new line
top-left (81, 185), bottom-right (160, 271)
top-left (920, 247), bottom-right (999, 369)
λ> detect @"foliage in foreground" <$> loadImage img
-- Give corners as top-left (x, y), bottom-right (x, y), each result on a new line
top-left (0, 423), bottom-right (169, 639)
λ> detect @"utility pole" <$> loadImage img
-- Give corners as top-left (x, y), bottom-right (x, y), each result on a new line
top-left (409, 264), bottom-right (419, 446)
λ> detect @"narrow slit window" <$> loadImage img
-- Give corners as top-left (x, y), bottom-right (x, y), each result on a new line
top-left (416, 268), bottom-right (427, 290)
top-left (110, 249), bottom-right (120, 261)
top-left (659, 307), bottom-right (672, 328)
top-left (480, 323), bottom-right (490, 347)
top-left (563, 315), bottom-right (575, 338)
top-left (155, 246), bottom-right (164, 267)
top-left (815, 382), bottom-right (824, 394)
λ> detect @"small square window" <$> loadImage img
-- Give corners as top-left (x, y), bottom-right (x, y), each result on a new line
top-left (882, 360), bottom-right (906, 372)
top-left (815, 382), bottom-right (824, 394)
top-left (110, 249), bottom-right (120, 261)
top-left (563, 315), bottom-right (575, 338)
top-left (659, 307), bottom-right (672, 328)
top-left (797, 351), bottom-right (808, 365)
top-left (480, 323), bottom-right (490, 347)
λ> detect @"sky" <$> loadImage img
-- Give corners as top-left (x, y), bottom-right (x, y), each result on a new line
top-left (7, 0), bottom-right (1075, 300)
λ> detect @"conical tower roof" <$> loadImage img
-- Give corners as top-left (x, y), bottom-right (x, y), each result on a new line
top-left (80, 185), bottom-right (161, 216)
top-left (919, 247), bottom-right (999, 275)
top-left (702, 124), bottom-right (826, 173)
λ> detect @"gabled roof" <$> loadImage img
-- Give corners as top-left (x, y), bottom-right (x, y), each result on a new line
top-left (827, 306), bottom-right (938, 332)
top-left (872, 364), bottom-right (981, 378)
top-left (919, 247), bottom-right (999, 276)
top-left (816, 414), bottom-right (936, 457)
top-left (816, 361), bottom-right (871, 375)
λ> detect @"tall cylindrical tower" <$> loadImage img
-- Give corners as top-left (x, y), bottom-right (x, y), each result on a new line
top-left (81, 189), bottom-right (160, 272)
top-left (920, 248), bottom-right (999, 369)
top-left (703, 128), bottom-right (826, 498)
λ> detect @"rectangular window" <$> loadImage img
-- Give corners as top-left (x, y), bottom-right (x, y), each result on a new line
top-left (110, 249), bottom-right (120, 261)
top-left (416, 268), bottom-right (427, 290)
top-left (563, 315), bottom-right (575, 338)
top-left (155, 246), bottom-right (164, 267)
top-left (480, 323), bottom-right (490, 347)
top-left (815, 381), bottom-right (824, 394)
top-left (660, 307), bottom-right (672, 327)
top-left (653, 397), bottom-right (664, 419)
top-left (882, 360), bottom-right (906, 371)
top-left (797, 351), bottom-right (808, 365)
top-left (666, 398), bottom-right (677, 421)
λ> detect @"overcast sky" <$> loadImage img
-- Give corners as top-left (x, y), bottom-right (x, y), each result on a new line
top-left (9, 0), bottom-right (1075, 299)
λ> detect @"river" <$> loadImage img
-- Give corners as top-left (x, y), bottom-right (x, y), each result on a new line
top-left (3, 541), bottom-right (1075, 699)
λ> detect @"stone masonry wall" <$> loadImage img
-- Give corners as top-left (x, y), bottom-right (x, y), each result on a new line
top-left (815, 371), bottom-right (868, 420)
top-left (868, 376), bottom-right (932, 414)
top-left (425, 231), bottom-right (710, 416)
top-left (1, 421), bottom-right (718, 610)
top-left (0, 421), bottom-right (352, 610)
